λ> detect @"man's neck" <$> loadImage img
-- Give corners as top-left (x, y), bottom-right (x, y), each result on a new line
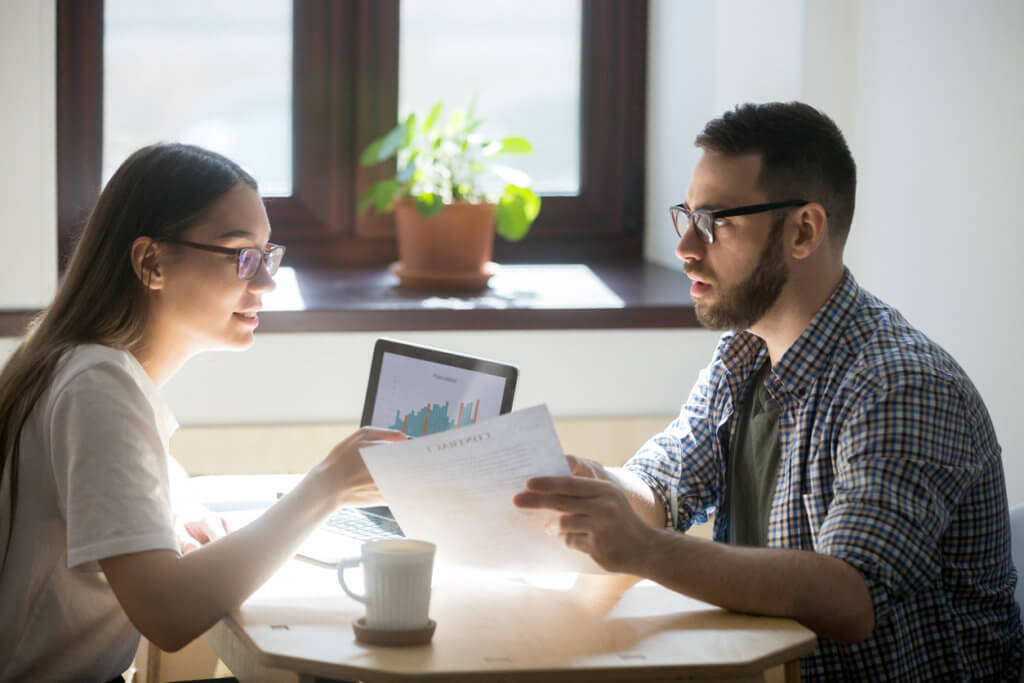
top-left (747, 265), bottom-right (845, 366)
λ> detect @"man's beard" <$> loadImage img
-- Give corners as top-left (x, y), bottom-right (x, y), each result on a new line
top-left (689, 215), bottom-right (789, 331)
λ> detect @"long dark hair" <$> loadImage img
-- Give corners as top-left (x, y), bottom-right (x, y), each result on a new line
top-left (0, 143), bottom-right (256, 571)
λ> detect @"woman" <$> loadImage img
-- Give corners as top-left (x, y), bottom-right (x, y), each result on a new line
top-left (0, 143), bottom-right (403, 681)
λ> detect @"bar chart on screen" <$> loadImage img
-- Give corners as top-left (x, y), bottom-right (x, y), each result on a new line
top-left (389, 399), bottom-right (481, 436)
top-left (370, 351), bottom-right (508, 437)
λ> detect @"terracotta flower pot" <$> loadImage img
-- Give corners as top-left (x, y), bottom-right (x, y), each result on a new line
top-left (390, 199), bottom-right (498, 290)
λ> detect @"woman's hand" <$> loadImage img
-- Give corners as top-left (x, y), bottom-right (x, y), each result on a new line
top-left (175, 511), bottom-right (230, 554)
top-left (320, 427), bottom-right (408, 507)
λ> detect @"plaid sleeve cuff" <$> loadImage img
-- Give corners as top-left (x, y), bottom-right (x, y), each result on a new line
top-left (623, 463), bottom-right (682, 530)
top-left (817, 541), bottom-right (894, 622)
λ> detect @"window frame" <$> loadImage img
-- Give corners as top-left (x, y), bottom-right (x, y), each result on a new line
top-left (57, 0), bottom-right (648, 270)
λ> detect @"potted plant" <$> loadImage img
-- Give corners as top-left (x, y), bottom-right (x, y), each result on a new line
top-left (358, 101), bottom-right (541, 290)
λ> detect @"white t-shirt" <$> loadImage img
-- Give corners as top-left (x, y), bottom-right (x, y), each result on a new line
top-left (0, 345), bottom-right (180, 682)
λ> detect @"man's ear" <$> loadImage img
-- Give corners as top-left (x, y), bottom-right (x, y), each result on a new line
top-left (789, 203), bottom-right (829, 260)
top-left (130, 237), bottom-right (164, 290)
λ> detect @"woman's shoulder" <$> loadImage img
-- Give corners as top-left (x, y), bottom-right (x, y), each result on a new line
top-left (50, 344), bottom-right (149, 397)
top-left (33, 344), bottom-right (177, 453)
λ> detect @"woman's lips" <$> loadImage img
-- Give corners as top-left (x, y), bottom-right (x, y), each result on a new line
top-left (234, 312), bottom-right (259, 328)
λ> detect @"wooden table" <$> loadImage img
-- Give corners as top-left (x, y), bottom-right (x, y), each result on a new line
top-left (204, 557), bottom-right (817, 682)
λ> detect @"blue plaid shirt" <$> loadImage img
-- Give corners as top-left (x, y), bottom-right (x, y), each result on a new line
top-left (625, 269), bottom-right (1022, 681)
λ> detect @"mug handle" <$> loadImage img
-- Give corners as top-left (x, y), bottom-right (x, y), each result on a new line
top-left (337, 556), bottom-right (368, 604)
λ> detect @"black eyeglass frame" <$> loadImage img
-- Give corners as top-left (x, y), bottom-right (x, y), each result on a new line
top-left (670, 200), bottom-right (810, 245)
top-left (159, 238), bottom-right (286, 280)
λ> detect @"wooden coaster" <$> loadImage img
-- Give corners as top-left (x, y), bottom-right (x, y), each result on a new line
top-left (352, 617), bottom-right (436, 646)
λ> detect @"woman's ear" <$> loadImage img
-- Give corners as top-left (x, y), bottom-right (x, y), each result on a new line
top-left (130, 237), bottom-right (164, 290)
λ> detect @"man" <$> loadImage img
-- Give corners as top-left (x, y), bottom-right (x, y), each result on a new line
top-left (515, 102), bottom-right (1023, 681)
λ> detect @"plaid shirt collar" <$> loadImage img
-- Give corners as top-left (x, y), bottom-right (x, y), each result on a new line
top-left (716, 268), bottom-right (861, 405)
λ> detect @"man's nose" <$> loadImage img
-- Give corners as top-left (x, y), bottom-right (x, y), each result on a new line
top-left (675, 218), bottom-right (706, 262)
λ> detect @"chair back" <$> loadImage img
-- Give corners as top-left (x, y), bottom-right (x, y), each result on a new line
top-left (1012, 503), bottom-right (1024, 612)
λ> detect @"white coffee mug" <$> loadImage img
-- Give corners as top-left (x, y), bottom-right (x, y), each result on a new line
top-left (337, 539), bottom-right (436, 630)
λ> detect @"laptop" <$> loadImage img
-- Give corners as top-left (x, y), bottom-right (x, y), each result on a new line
top-left (297, 338), bottom-right (518, 566)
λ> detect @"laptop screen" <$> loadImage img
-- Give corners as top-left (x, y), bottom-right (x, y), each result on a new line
top-left (360, 339), bottom-right (518, 437)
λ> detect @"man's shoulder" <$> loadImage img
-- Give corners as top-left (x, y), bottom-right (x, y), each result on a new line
top-left (837, 288), bottom-right (977, 401)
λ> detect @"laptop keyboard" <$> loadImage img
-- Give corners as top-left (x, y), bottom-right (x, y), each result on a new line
top-left (324, 508), bottom-right (404, 541)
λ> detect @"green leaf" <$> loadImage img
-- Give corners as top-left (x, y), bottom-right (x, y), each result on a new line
top-left (359, 132), bottom-right (387, 165)
top-left (358, 179), bottom-right (400, 215)
top-left (360, 123), bottom-right (406, 165)
top-left (402, 113), bottom-right (417, 146)
top-left (357, 188), bottom-right (378, 214)
top-left (360, 137), bottom-right (384, 166)
top-left (446, 108), bottom-right (466, 136)
top-left (396, 151), bottom-right (418, 183)
top-left (496, 195), bottom-right (527, 241)
top-left (423, 102), bottom-right (443, 132)
top-left (498, 137), bottom-right (532, 155)
top-left (377, 179), bottom-right (401, 213)
top-left (518, 186), bottom-right (542, 221)
top-left (495, 186), bottom-right (541, 241)
top-left (415, 193), bottom-right (445, 217)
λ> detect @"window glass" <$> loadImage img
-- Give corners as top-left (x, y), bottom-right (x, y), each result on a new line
top-left (103, 0), bottom-right (292, 195)
top-left (399, 0), bottom-right (582, 195)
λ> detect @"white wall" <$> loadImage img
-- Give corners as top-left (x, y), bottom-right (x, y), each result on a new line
top-left (159, 330), bottom-right (713, 424)
top-left (847, 0), bottom-right (1024, 504)
top-left (644, 0), bottom-right (717, 267)
top-left (2, 0), bottom-right (1021, 503)
top-left (0, 0), bottom-right (56, 308)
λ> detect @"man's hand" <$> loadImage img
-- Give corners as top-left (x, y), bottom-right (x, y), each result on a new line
top-left (513, 455), bottom-right (660, 574)
top-left (564, 454), bottom-right (615, 481)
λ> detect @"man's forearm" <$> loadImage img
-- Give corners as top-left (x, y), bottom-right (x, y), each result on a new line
top-left (523, 462), bottom-right (873, 643)
top-left (637, 529), bottom-right (875, 643)
top-left (608, 467), bottom-right (667, 528)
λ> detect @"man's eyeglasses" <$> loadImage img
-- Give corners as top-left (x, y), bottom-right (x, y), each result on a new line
top-left (670, 200), bottom-right (809, 245)
top-left (161, 239), bottom-right (286, 280)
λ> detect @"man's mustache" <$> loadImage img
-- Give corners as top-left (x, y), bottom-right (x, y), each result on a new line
top-left (684, 263), bottom-right (715, 282)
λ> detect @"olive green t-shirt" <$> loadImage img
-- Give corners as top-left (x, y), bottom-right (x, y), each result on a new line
top-left (724, 361), bottom-right (782, 547)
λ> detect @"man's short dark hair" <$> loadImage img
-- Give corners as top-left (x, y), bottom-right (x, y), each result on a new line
top-left (696, 102), bottom-right (857, 248)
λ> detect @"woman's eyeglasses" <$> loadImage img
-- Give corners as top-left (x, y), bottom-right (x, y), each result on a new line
top-left (161, 239), bottom-right (286, 280)
top-left (670, 200), bottom-right (809, 244)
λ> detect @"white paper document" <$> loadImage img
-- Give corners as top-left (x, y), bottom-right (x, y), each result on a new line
top-left (359, 404), bottom-right (604, 574)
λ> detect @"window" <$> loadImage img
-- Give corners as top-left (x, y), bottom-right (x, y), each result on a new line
top-left (398, 0), bottom-right (583, 195)
top-left (57, 0), bottom-right (648, 270)
top-left (103, 0), bottom-right (293, 195)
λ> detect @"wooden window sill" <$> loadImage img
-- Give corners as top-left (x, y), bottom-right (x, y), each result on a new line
top-left (0, 262), bottom-right (698, 336)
